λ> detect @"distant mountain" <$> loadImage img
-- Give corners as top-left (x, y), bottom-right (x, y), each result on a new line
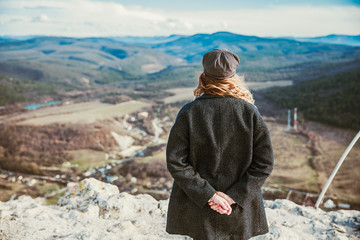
top-left (151, 31), bottom-right (360, 83)
top-left (0, 36), bottom-right (185, 88)
top-left (288, 34), bottom-right (360, 47)
top-left (0, 32), bottom-right (359, 94)
top-left (152, 32), bottom-right (360, 63)
top-left (0, 35), bottom-right (42, 43)
top-left (109, 34), bottom-right (185, 46)
top-left (0, 37), bottom-right (15, 43)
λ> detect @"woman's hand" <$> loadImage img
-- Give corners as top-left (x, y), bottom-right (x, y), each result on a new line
top-left (208, 200), bottom-right (230, 215)
top-left (208, 193), bottom-right (231, 215)
top-left (215, 191), bottom-right (235, 205)
top-left (208, 192), bottom-right (235, 215)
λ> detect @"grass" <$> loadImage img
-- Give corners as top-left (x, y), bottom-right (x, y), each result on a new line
top-left (161, 80), bottom-right (294, 104)
top-left (37, 182), bottom-right (61, 193)
top-left (0, 181), bottom-right (25, 202)
top-left (162, 88), bottom-right (195, 104)
top-left (311, 126), bottom-right (360, 204)
top-left (14, 100), bottom-right (150, 125)
top-left (0, 75), bottom-right (71, 106)
top-left (265, 121), bottom-right (320, 192)
top-left (45, 191), bottom-right (65, 205)
top-left (37, 182), bottom-right (64, 205)
top-left (138, 151), bottom-right (166, 163)
top-left (0, 83), bottom-right (26, 105)
top-left (0, 180), bottom-right (66, 205)
top-left (68, 149), bottom-right (108, 172)
top-left (265, 119), bottom-right (360, 206)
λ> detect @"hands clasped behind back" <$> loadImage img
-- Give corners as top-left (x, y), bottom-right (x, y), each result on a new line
top-left (208, 191), bottom-right (235, 215)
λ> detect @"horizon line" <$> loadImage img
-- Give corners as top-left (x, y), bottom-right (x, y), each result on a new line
top-left (1, 31), bottom-right (360, 39)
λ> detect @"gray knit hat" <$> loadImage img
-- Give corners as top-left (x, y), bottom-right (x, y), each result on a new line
top-left (202, 49), bottom-right (240, 79)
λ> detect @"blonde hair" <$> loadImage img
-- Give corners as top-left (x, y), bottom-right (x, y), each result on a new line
top-left (194, 72), bottom-right (255, 105)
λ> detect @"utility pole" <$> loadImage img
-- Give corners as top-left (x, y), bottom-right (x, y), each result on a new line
top-left (293, 107), bottom-right (298, 130)
top-left (284, 109), bottom-right (291, 133)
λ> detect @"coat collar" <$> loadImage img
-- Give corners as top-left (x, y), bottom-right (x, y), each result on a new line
top-left (196, 93), bottom-right (235, 100)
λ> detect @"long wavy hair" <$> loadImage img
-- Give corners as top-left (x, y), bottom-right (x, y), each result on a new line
top-left (194, 72), bottom-right (255, 105)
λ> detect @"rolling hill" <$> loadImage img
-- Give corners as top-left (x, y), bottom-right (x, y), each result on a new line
top-left (0, 32), bottom-right (359, 103)
top-left (0, 37), bottom-right (185, 88)
top-left (151, 32), bottom-right (360, 82)
top-left (152, 32), bottom-right (360, 63)
top-left (289, 34), bottom-right (360, 47)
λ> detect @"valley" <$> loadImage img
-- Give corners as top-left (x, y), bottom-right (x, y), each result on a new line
top-left (0, 88), bottom-right (359, 211)
top-left (0, 32), bottom-right (359, 212)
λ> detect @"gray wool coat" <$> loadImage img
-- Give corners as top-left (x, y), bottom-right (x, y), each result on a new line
top-left (165, 94), bottom-right (274, 240)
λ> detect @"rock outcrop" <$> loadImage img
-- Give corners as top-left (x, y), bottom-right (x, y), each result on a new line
top-left (0, 178), bottom-right (359, 240)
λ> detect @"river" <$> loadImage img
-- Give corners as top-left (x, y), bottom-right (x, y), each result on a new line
top-left (24, 100), bottom-right (62, 110)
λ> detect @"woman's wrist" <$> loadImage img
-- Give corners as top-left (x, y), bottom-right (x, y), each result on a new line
top-left (208, 192), bottom-right (217, 202)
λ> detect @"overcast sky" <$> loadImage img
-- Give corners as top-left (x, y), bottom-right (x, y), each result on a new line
top-left (0, 0), bottom-right (359, 37)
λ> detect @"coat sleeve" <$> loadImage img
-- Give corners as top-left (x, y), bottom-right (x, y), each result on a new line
top-left (225, 110), bottom-right (274, 209)
top-left (166, 108), bottom-right (217, 209)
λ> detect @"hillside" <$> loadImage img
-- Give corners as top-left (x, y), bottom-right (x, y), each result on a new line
top-left (262, 69), bottom-right (360, 129)
top-left (0, 32), bottom-right (360, 98)
top-left (153, 32), bottom-right (360, 63)
top-left (0, 178), bottom-right (359, 240)
top-left (1, 93), bottom-right (359, 209)
top-left (152, 32), bottom-right (360, 83)
top-left (290, 34), bottom-right (360, 47)
top-left (0, 37), bottom-right (185, 89)
top-left (0, 75), bottom-right (70, 106)
top-left (0, 32), bottom-right (359, 214)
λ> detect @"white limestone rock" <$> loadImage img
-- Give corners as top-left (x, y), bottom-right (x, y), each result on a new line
top-left (0, 178), bottom-right (359, 240)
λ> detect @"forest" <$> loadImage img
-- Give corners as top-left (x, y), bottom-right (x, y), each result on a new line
top-left (262, 69), bottom-right (360, 129)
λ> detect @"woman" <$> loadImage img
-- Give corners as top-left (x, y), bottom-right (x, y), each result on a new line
top-left (166, 49), bottom-right (274, 240)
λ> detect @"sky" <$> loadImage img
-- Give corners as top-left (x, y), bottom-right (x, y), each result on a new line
top-left (0, 0), bottom-right (359, 37)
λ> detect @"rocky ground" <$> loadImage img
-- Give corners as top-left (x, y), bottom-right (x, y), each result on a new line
top-left (0, 178), bottom-right (359, 240)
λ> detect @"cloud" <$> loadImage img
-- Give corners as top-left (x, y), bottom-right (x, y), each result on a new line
top-left (162, 18), bottom-right (193, 30)
top-left (24, 6), bottom-right (60, 10)
top-left (32, 14), bottom-right (50, 22)
top-left (173, 5), bottom-right (360, 37)
top-left (0, 0), bottom-right (359, 37)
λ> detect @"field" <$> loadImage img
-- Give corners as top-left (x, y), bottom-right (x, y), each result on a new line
top-left (306, 121), bottom-right (360, 203)
top-left (1, 100), bottom-right (150, 125)
top-left (246, 80), bottom-right (293, 90)
top-left (137, 117), bottom-right (360, 206)
top-left (68, 149), bottom-right (108, 172)
top-left (0, 95), bottom-right (359, 209)
top-left (162, 80), bottom-right (293, 104)
top-left (265, 120), bottom-right (360, 207)
top-left (163, 88), bottom-right (195, 104)
top-left (265, 122), bottom-right (319, 191)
